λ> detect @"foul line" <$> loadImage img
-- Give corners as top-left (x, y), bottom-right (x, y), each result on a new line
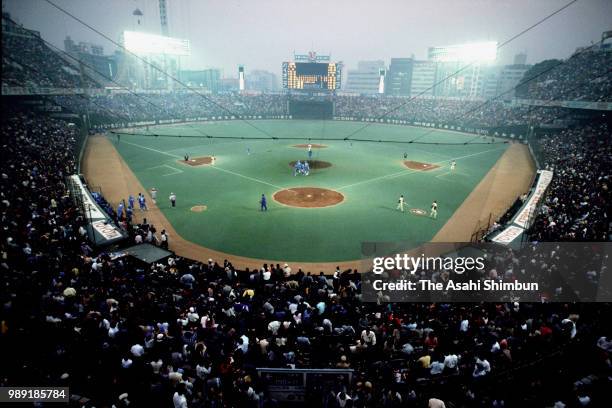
top-left (161, 165), bottom-right (183, 177)
top-left (336, 146), bottom-right (506, 191)
top-left (206, 165), bottom-right (284, 190)
top-left (119, 136), bottom-right (294, 193)
top-left (120, 139), bottom-right (182, 158)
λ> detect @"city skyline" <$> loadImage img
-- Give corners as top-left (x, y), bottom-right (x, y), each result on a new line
top-left (3, 0), bottom-right (611, 77)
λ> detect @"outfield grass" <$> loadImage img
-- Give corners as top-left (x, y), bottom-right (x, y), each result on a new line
top-left (112, 120), bottom-right (508, 262)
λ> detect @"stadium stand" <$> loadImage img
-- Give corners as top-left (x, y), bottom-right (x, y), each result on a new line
top-left (2, 15), bottom-right (99, 89)
top-left (1, 12), bottom-right (611, 408)
top-left (1, 102), bottom-right (610, 407)
top-left (517, 49), bottom-right (612, 102)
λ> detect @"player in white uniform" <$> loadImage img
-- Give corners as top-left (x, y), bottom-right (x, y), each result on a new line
top-left (397, 195), bottom-right (405, 212)
top-left (450, 160), bottom-right (456, 171)
top-left (430, 200), bottom-right (438, 219)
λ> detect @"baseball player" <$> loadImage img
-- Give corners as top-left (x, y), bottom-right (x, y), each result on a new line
top-left (450, 160), bottom-right (456, 171)
top-left (138, 193), bottom-right (147, 211)
top-left (128, 194), bottom-right (135, 210)
top-left (150, 188), bottom-right (158, 204)
top-left (304, 161), bottom-right (310, 176)
top-left (430, 200), bottom-right (438, 219)
top-left (260, 194), bottom-right (268, 211)
top-left (117, 201), bottom-right (124, 220)
top-left (308, 143), bottom-right (313, 159)
top-left (211, 155), bottom-right (216, 164)
top-left (169, 192), bottom-right (177, 208)
top-left (293, 161), bottom-right (299, 176)
top-left (397, 195), bottom-right (405, 212)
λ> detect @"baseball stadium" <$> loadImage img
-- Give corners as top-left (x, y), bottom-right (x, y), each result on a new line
top-left (1, 1), bottom-right (611, 407)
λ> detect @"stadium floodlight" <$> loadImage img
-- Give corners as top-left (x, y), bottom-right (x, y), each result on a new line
top-left (123, 31), bottom-right (191, 56)
top-left (428, 41), bottom-right (497, 62)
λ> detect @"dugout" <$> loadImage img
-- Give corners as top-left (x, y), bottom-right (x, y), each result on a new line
top-left (288, 99), bottom-right (333, 119)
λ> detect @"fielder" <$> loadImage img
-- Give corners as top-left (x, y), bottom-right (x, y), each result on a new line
top-left (430, 200), bottom-right (438, 219)
top-left (260, 194), bottom-right (268, 211)
top-left (450, 160), bottom-right (456, 171)
top-left (150, 188), bottom-right (158, 204)
top-left (397, 195), bottom-right (405, 212)
top-left (308, 143), bottom-right (313, 159)
top-left (304, 161), bottom-right (310, 176)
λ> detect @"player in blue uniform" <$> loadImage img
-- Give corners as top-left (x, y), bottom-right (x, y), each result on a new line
top-left (128, 194), bottom-right (135, 210)
top-left (117, 201), bottom-right (124, 220)
top-left (138, 193), bottom-right (147, 211)
top-left (260, 194), bottom-right (267, 211)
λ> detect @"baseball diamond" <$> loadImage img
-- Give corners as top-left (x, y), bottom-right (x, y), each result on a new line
top-left (84, 119), bottom-right (535, 265)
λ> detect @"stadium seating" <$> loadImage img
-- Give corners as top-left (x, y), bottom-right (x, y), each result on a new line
top-left (1, 106), bottom-right (610, 407)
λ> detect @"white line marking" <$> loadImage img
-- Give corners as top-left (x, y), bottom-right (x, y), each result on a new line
top-left (336, 146), bottom-right (505, 190)
top-left (206, 165), bottom-right (285, 189)
top-left (121, 140), bottom-right (182, 158)
top-left (119, 138), bottom-right (288, 191)
top-left (161, 165), bottom-right (183, 176)
top-left (435, 171), bottom-right (451, 179)
top-left (435, 170), bottom-right (469, 179)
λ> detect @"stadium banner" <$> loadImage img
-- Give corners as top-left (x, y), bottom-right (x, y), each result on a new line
top-left (512, 170), bottom-right (553, 229)
top-left (359, 242), bottom-right (612, 302)
top-left (256, 368), bottom-right (353, 403)
top-left (490, 225), bottom-right (524, 245)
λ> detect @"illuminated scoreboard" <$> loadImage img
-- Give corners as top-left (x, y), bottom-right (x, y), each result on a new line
top-left (282, 62), bottom-right (342, 90)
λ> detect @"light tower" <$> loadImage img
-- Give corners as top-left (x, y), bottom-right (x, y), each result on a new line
top-left (378, 68), bottom-right (386, 94)
top-left (239, 66), bottom-right (245, 91)
top-left (159, 0), bottom-right (169, 36)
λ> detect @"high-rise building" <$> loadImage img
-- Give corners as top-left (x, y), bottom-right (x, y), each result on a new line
top-left (179, 69), bottom-right (221, 92)
top-left (496, 64), bottom-right (530, 100)
top-left (63, 36), bottom-right (115, 84)
top-left (248, 70), bottom-right (278, 91)
top-left (345, 60), bottom-right (386, 94)
top-left (428, 42), bottom-right (497, 98)
top-left (386, 58), bottom-right (413, 96)
top-left (410, 61), bottom-right (437, 97)
top-left (513, 53), bottom-right (527, 65)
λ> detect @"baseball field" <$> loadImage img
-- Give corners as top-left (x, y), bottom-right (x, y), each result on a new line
top-left (82, 119), bottom-right (535, 269)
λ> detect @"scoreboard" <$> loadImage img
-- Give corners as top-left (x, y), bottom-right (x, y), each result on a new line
top-left (282, 62), bottom-right (342, 90)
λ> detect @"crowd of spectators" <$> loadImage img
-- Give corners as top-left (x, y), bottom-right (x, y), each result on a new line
top-left (49, 92), bottom-right (574, 137)
top-left (2, 18), bottom-right (99, 89)
top-left (520, 49), bottom-right (612, 102)
top-left (53, 93), bottom-right (288, 126)
top-left (528, 122), bottom-right (611, 241)
top-left (1, 105), bottom-right (611, 407)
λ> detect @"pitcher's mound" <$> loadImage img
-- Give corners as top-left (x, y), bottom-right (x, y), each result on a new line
top-left (403, 160), bottom-right (440, 171)
top-left (273, 187), bottom-right (344, 208)
top-left (293, 144), bottom-right (328, 149)
top-left (181, 156), bottom-right (214, 166)
top-left (289, 160), bottom-right (332, 169)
